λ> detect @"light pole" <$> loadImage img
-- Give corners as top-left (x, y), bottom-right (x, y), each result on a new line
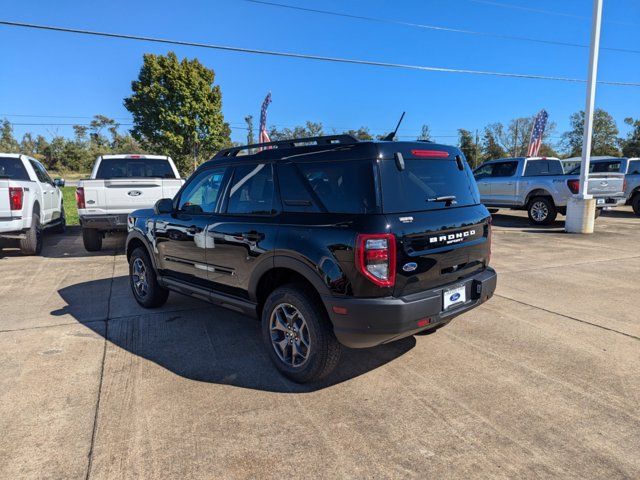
top-left (565, 0), bottom-right (603, 233)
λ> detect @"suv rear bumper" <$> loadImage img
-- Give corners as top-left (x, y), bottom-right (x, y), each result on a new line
top-left (323, 267), bottom-right (497, 348)
top-left (80, 214), bottom-right (128, 231)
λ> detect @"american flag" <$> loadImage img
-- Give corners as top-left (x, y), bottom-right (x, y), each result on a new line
top-left (527, 109), bottom-right (548, 157)
top-left (259, 92), bottom-right (272, 145)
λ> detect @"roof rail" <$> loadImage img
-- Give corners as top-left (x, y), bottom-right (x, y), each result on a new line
top-left (214, 134), bottom-right (359, 158)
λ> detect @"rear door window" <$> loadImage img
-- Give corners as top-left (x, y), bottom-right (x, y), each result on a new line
top-left (29, 159), bottom-right (52, 184)
top-left (380, 158), bottom-right (479, 213)
top-left (628, 160), bottom-right (640, 175)
top-left (96, 158), bottom-right (176, 179)
top-left (524, 160), bottom-right (563, 176)
top-left (226, 164), bottom-right (277, 215)
top-left (473, 164), bottom-right (493, 180)
top-left (0, 157), bottom-right (30, 181)
top-left (291, 160), bottom-right (378, 214)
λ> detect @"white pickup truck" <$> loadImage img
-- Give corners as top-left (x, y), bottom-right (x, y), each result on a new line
top-left (0, 154), bottom-right (66, 255)
top-left (77, 154), bottom-right (184, 251)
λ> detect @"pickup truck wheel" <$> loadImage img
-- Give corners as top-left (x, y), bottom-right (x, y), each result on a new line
top-left (262, 285), bottom-right (341, 383)
top-left (51, 206), bottom-right (66, 234)
top-left (129, 247), bottom-right (169, 308)
top-left (82, 228), bottom-right (102, 252)
top-left (528, 197), bottom-right (557, 226)
top-left (632, 194), bottom-right (640, 216)
top-left (20, 213), bottom-right (43, 255)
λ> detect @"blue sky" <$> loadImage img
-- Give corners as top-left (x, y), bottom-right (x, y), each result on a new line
top-left (1, 0), bottom-right (639, 147)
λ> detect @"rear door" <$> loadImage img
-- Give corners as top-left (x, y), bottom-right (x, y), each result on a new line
top-left (205, 163), bottom-right (280, 297)
top-left (379, 148), bottom-right (491, 298)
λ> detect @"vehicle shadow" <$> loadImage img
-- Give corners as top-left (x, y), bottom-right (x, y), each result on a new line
top-left (54, 276), bottom-right (416, 393)
top-left (0, 227), bottom-right (125, 259)
top-left (490, 213), bottom-right (565, 230)
top-left (600, 209), bottom-right (638, 219)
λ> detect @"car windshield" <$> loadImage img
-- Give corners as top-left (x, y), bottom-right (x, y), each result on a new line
top-left (0, 157), bottom-right (30, 181)
top-left (95, 158), bottom-right (176, 179)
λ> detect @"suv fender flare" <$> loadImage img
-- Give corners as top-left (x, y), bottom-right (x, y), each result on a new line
top-left (248, 255), bottom-right (332, 303)
top-left (126, 231), bottom-right (159, 271)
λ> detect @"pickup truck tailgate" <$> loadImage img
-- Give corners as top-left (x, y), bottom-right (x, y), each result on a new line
top-left (585, 173), bottom-right (625, 197)
top-left (82, 178), bottom-right (183, 212)
top-left (0, 180), bottom-right (10, 218)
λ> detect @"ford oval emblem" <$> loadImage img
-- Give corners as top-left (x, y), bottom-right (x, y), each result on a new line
top-left (128, 190), bottom-right (142, 197)
top-left (402, 262), bottom-right (418, 272)
top-left (450, 293), bottom-right (461, 302)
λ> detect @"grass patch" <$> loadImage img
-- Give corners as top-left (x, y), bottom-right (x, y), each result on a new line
top-left (62, 186), bottom-right (79, 226)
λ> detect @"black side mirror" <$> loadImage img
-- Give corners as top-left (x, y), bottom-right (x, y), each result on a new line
top-left (53, 178), bottom-right (65, 187)
top-left (154, 198), bottom-right (174, 215)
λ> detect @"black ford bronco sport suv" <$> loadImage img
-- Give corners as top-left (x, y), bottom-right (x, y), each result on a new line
top-left (126, 135), bottom-right (496, 382)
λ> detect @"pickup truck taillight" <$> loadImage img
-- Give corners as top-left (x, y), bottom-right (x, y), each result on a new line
top-left (9, 187), bottom-right (23, 211)
top-left (356, 234), bottom-right (396, 287)
top-left (567, 179), bottom-right (580, 194)
top-left (76, 187), bottom-right (86, 209)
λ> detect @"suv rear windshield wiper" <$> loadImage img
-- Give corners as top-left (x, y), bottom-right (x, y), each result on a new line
top-left (427, 195), bottom-right (457, 206)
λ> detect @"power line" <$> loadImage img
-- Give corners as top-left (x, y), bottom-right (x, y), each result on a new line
top-left (243, 0), bottom-right (640, 55)
top-left (468, 0), bottom-right (639, 27)
top-left (1, 20), bottom-right (639, 87)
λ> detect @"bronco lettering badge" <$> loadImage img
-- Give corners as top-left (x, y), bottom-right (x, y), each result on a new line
top-left (429, 229), bottom-right (476, 246)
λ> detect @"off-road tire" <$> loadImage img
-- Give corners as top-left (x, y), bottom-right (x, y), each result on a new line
top-left (82, 228), bottom-right (102, 252)
top-left (632, 194), bottom-right (640, 216)
top-left (262, 284), bottom-right (341, 383)
top-left (20, 213), bottom-right (43, 255)
top-left (527, 196), bottom-right (557, 226)
top-left (129, 247), bottom-right (169, 308)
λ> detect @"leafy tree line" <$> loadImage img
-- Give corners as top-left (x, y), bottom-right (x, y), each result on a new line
top-left (1, 51), bottom-right (638, 175)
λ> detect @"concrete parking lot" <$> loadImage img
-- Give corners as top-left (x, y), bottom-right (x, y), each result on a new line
top-left (1, 209), bottom-right (639, 479)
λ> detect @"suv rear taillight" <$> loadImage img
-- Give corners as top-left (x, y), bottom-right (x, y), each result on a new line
top-left (76, 187), bottom-right (86, 209)
top-left (356, 234), bottom-right (396, 287)
top-left (9, 187), bottom-right (23, 211)
top-left (567, 179), bottom-right (580, 194)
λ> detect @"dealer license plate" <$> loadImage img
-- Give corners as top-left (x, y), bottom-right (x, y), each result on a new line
top-left (443, 285), bottom-right (466, 310)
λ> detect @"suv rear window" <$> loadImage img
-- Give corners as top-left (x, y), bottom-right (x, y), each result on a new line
top-left (279, 160), bottom-right (378, 214)
top-left (380, 158), bottom-right (479, 213)
top-left (95, 158), bottom-right (176, 179)
top-left (0, 157), bottom-right (29, 181)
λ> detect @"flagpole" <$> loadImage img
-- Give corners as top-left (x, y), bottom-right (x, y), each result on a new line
top-left (565, 0), bottom-right (602, 234)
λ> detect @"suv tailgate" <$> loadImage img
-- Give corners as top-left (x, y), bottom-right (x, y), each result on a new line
top-left (387, 206), bottom-right (491, 297)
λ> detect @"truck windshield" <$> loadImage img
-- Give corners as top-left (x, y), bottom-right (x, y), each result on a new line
top-left (0, 157), bottom-right (30, 181)
top-left (95, 158), bottom-right (176, 179)
top-left (379, 159), bottom-right (479, 213)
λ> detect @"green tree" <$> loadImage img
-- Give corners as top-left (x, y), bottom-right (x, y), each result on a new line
top-left (343, 127), bottom-right (373, 140)
top-left (124, 52), bottom-right (231, 174)
top-left (0, 119), bottom-right (19, 152)
top-left (484, 116), bottom-right (557, 158)
top-left (458, 129), bottom-right (479, 167)
top-left (561, 109), bottom-right (620, 157)
top-left (417, 124), bottom-right (432, 141)
top-left (269, 121), bottom-right (325, 140)
top-left (481, 127), bottom-right (506, 161)
top-left (621, 117), bottom-right (640, 157)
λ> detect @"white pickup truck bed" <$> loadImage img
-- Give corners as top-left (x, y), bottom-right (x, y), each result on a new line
top-left (77, 154), bottom-right (184, 251)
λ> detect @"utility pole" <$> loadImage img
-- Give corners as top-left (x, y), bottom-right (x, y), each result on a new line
top-left (513, 120), bottom-right (519, 157)
top-left (475, 129), bottom-right (480, 167)
top-left (566, 0), bottom-right (602, 234)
